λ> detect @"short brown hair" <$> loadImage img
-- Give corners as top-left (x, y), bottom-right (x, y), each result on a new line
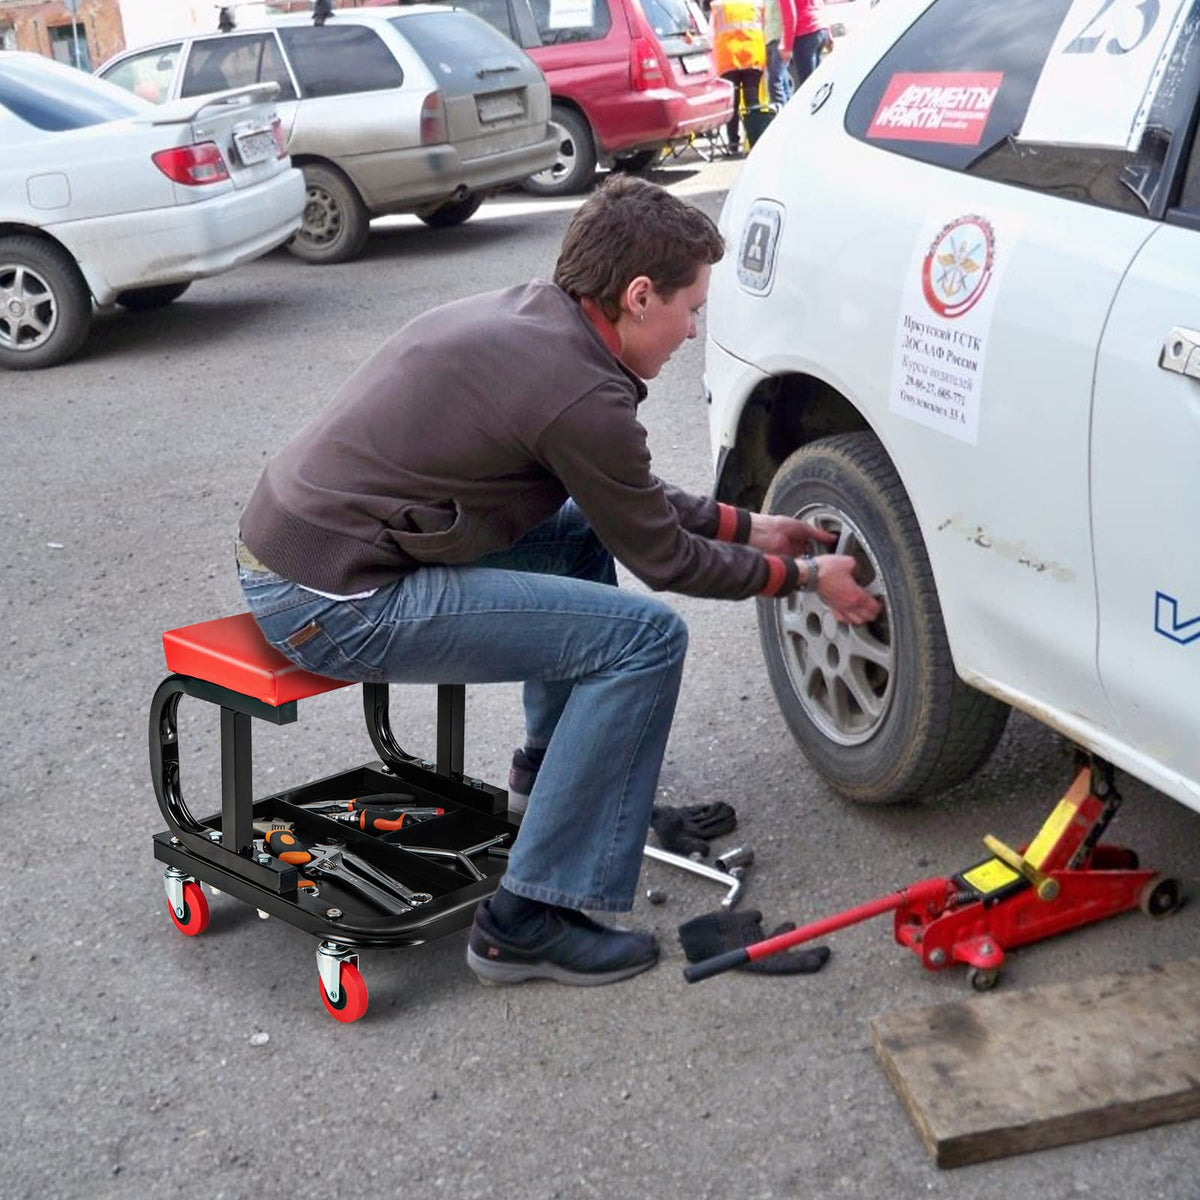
top-left (553, 175), bottom-right (724, 319)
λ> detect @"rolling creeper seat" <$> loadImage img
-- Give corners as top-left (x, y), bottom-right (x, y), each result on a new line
top-left (150, 613), bottom-right (516, 1022)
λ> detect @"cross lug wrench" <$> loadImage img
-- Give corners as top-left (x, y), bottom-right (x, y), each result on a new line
top-left (642, 844), bottom-right (753, 908)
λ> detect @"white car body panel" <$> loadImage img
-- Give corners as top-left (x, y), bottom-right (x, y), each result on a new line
top-left (705, 0), bottom-right (1200, 811)
top-left (45, 170), bottom-right (304, 303)
top-left (1, 57), bottom-right (304, 306)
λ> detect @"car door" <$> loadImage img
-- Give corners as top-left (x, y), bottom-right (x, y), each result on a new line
top-left (1092, 170), bottom-right (1200, 805)
top-left (834, 0), bottom-right (1175, 730)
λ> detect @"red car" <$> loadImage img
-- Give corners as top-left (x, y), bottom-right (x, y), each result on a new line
top-left (381, 0), bottom-right (733, 194)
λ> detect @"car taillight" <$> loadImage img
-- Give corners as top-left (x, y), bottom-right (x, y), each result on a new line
top-left (152, 142), bottom-right (231, 186)
top-left (271, 117), bottom-right (287, 158)
top-left (630, 35), bottom-right (666, 90)
top-left (420, 92), bottom-right (447, 145)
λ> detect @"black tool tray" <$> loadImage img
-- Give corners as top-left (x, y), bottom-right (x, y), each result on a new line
top-left (155, 760), bottom-right (517, 948)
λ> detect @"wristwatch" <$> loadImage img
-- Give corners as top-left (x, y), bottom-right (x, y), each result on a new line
top-left (802, 555), bottom-right (820, 593)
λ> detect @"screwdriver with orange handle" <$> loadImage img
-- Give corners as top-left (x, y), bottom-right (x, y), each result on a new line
top-left (328, 807), bottom-right (445, 834)
top-left (306, 794), bottom-right (421, 815)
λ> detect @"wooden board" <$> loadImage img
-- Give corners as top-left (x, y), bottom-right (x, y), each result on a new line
top-left (870, 958), bottom-right (1200, 1168)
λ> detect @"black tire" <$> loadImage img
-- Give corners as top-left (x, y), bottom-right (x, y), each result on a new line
top-left (417, 192), bottom-right (484, 229)
top-left (756, 431), bottom-right (1009, 803)
top-left (611, 148), bottom-right (661, 173)
top-left (289, 163), bottom-right (370, 264)
top-left (522, 106), bottom-right (596, 197)
top-left (0, 236), bottom-right (92, 370)
top-left (115, 282), bottom-right (191, 311)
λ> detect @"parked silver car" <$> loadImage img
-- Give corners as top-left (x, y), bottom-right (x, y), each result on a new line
top-left (97, 6), bottom-right (558, 264)
top-left (0, 52), bottom-right (303, 370)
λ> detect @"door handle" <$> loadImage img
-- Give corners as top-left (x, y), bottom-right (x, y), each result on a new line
top-left (1160, 326), bottom-right (1200, 378)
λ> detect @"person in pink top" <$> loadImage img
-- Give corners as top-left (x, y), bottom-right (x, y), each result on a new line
top-left (791, 0), bottom-right (827, 89)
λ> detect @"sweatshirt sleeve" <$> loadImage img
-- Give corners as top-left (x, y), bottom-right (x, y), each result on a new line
top-left (537, 384), bottom-right (799, 600)
top-left (660, 482), bottom-right (753, 544)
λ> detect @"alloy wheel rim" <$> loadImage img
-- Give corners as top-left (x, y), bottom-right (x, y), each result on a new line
top-left (771, 502), bottom-right (892, 746)
top-left (0, 263), bottom-right (58, 352)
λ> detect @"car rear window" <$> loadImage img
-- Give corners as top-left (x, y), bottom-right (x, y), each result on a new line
top-left (392, 11), bottom-right (531, 94)
top-left (180, 34), bottom-right (297, 101)
top-left (525, 0), bottom-right (612, 45)
top-left (278, 24), bottom-right (404, 97)
top-left (642, 0), bottom-right (692, 39)
top-left (0, 57), bottom-right (146, 130)
top-left (845, 0), bottom-right (1200, 218)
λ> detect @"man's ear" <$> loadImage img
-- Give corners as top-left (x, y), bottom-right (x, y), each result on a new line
top-left (620, 275), bottom-right (654, 321)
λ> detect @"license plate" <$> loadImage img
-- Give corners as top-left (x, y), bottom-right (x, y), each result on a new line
top-left (681, 53), bottom-right (710, 75)
top-left (477, 91), bottom-right (524, 123)
top-left (233, 127), bottom-right (276, 166)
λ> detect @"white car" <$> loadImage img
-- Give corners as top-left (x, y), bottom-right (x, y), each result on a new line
top-left (0, 52), bottom-right (303, 370)
top-left (706, 0), bottom-right (1200, 814)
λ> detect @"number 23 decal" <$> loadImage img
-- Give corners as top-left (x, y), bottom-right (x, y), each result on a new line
top-left (1064, 0), bottom-right (1161, 54)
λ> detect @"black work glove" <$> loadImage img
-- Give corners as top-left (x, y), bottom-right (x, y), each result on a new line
top-left (677, 908), bottom-right (831, 976)
top-left (650, 802), bottom-right (737, 857)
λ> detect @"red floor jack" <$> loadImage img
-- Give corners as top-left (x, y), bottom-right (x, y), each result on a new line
top-left (684, 758), bottom-right (1182, 989)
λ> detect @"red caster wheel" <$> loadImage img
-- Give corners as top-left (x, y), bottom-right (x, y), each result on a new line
top-left (319, 961), bottom-right (369, 1023)
top-left (167, 880), bottom-right (209, 936)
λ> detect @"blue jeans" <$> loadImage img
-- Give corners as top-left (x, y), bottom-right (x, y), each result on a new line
top-left (766, 39), bottom-right (793, 106)
top-left (790, 29), bottom-right (825, 90)
top-left (238, 502), bottom-right (688, 912)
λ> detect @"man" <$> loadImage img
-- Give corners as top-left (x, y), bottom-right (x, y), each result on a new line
top-left (236, 177), bottom-right (881, 988)
top-left (764, 0), bottom-right (795, 106)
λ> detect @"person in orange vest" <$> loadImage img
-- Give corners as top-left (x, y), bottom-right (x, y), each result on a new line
top-left (711, 0), bottom-right (766, 156)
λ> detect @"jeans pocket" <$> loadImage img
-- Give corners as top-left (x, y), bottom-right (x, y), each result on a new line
top-left (275, 618), bottom-right (366, 681)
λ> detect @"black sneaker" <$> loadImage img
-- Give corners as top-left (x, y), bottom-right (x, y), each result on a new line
top-left (466, 899), bottom-right (659, 986)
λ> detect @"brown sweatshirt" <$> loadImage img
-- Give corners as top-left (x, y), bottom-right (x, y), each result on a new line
top-left (239, 281), bottom-right (799, 600)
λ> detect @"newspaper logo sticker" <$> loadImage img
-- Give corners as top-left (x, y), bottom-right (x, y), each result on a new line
top-left (867, 71), bottom-right (1003, 145)
top-left (921, 215), bottom-right (995, 320)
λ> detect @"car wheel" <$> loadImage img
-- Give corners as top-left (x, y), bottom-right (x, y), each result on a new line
top-left (289, 163), bottom-right (370, 264)
top-left (757, 431), bottom-right (1009, 803)
top-left (611, 148), bottom-right (661, 173)
top-left (523, 106), bottom-right (596, 197)
top-left (417, 192), bottom-right (484, 229)
top-left (0, 236), bottom-right (92, 371)
top-left (115, 282), bottom-right (192, 311)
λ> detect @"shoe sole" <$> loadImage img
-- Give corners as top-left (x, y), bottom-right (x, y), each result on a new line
top-left (466, 946), bottom-right (658, 986)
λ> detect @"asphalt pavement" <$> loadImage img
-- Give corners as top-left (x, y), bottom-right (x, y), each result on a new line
top-left (3, 155), bottom-right (1198, 1200)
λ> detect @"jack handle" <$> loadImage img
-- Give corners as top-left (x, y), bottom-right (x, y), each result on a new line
top-left (683, 876), bottom-right (954, 983)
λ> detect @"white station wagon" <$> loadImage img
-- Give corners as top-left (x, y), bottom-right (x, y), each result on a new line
top-left (706, 0), bottom-right (1200, 814)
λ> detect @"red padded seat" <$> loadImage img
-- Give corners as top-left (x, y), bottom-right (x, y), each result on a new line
top-left (162, 613), bottom-right (352, 707)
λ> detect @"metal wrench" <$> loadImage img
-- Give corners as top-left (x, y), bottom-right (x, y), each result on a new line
top-left (301, 850), bottom-right (415, 916)
top-left (315, 847), bottom-right (433, 907)
top-left (396, 833), bottom-right (511, 881)
top-left (642, 844), bottom-right (750, 908)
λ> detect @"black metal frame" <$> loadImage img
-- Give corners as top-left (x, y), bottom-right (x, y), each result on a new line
top-left (149, 673), bottom-right (512, 948)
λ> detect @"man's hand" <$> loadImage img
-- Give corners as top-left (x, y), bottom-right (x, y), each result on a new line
top-left (748, 512), bottom-right (836, 556)
top-left (807, 554), bottom-right (882, 626)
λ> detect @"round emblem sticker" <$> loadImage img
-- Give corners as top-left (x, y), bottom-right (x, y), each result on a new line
top-left (921, 215), bottom-right (995, 319)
